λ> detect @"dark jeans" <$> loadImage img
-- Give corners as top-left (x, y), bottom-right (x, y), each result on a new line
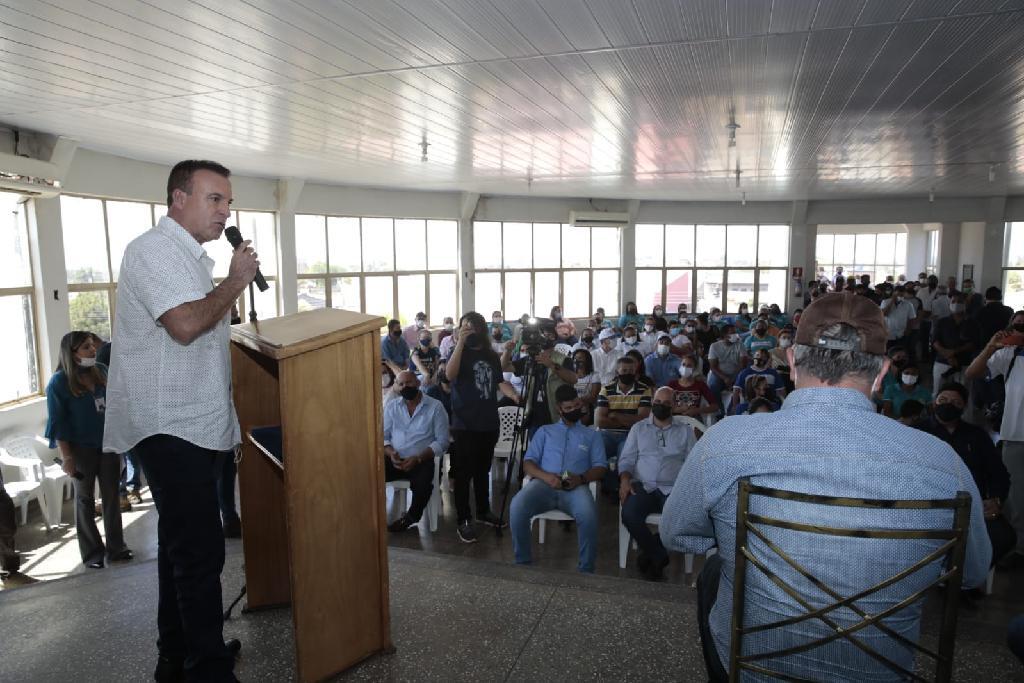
top-left (384, 457), bottom-right (435, 522)
top-left (73, 447), bottom-right (127, 564)
top-left (696, 552), bottom-right (728, 682)
top-left (217, 455), bottom-right (240, 525)
top-left (1009, 614), bottom-right (1024, 664)
top-left (0, 473), bottom-right (17, 572)
top-left (988, 514), bottom-right (1018, 567)
top-left (451, 429), bottom-right (498, 523)
top-left (135, 434), bottom-right (234, 682)
top-left (621, 488), bottom-right (668, 565)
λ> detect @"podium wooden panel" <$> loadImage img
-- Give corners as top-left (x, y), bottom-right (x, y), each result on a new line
top-left (230, 308), bottom-right (391, 682)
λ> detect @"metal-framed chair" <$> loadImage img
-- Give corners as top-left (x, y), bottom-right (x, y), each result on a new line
top-left (729, 478), bottom-right (972, 683)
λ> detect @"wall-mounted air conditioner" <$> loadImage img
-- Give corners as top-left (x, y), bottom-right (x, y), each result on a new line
top-left (569, 210), bottom-right (630, 228)
top-left (0, 136), bottom-right (76, 198)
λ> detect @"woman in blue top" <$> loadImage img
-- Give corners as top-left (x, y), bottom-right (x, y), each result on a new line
top-left (45, 331), bottom-right (131, 569)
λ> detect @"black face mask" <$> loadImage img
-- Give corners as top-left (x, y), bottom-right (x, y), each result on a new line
top-left (651, 403), bottom-right (672, 421)
top-left (618, 373), bottom-right (636, 386)
top-left (935, 403), bottom-right (962, 423)
top-left (400, 386), bottom-right (419, 401)
top-left (1014, 323), bottom-right (1024, 333)
top-left (755, 326), bottom-right (767, 335)
top-left (562, 408), bottom-right (584, 423)
top-left (390, 329), bottom-right (401, 337)
top-left (582, 336), bottom-right (593, 345)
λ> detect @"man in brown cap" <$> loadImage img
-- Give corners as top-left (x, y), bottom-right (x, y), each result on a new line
top-left (658, 291), bottom-right (991, 682)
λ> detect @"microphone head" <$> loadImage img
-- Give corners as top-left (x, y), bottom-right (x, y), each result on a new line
top-left (224, 225), bottom-right (242, 248)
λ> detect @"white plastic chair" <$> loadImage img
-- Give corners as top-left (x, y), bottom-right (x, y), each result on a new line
top-left (386, 455), bottom-right (441, 532)
top-left (0, 447), bottom-right (52, 530)
top-left (618, 417), bottom-right (707, 579)
top-left (3, 436), bottom-right (71, 526)
top-left (524, 475), bottom-right (599, 544)
top-left (493, 405), bottom-right (524, 476)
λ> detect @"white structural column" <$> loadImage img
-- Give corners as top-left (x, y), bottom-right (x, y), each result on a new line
top-left (787, 200), bottom-right (814, 312)
top-left (28, 197), bottom-right (71, 376)
top-left (458, 193), bottom-right (479, 315)
top-left (982, 196), bottom-right (1008, 291)
top-left (938, 222), bottom-right (961, 281)
top-left (620, 200), bottom-right (639, 310)
top-left (276, 178), bottom-right (304, 316)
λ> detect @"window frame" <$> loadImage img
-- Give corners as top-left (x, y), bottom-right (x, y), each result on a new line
top-left (815, 229), bottom-right (908, 287)
top-left (0, 195), bottom-right (42, 405)
top-left (634, 223), bottom-right (790, 313)
top-left (294, 214), bottom-right (460, 324)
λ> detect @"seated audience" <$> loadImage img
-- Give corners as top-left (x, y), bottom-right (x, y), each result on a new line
top-left (707, 323), bottom-right (748, 402)
top-left (437, 316), bottom-right (455, 345)
top-left (596, 356), bottom-right (653, 489)
top-left (639, 315), bottom-right (660, 355)
top-left (592, 328), bottom-right (624, 385)
top-left (873, 345), bottom-right (908, 407)
top-left (744, 397), bottom-right (776, 414)
top-left (411, 328), bottom-right (441, 386)
top-left (897, 399), bottom-right (927, 428)
top-left (733, 375), bottom-right (780, 415)
top-left (591, 307), bottom-right (612, 330)
top-left (931, 292), bottom-right (982, 395)
top-left (644, 335), bottom-right (682, 388)
top-left (423, 360), bottom-right (452, 419)
top-left (625, 349), bottom-right (655, 388)
top-left (619, 387), bottom-right (697, 581)
top-left (731, 349), bottom-right (782, 414)
top-left (674, 302), bottom-right (689, 323)
top-left (382, 362), bottom-right (398, 408)
top-left (744, 318), bottom-right (778, 353)
top-left (439, 322), bottom-right (457, 360)
top-left (666, 355), bottom-right (719, 419)
top-left (618, 301), bottom-right (644, 330)
top-left (402, 311), bottom-right (428, 347)
top-left (619, 324), bottom-right (642, 353)
top-left (929, 382), bottom-right (1017, 567)
top-left (882, 362), bottom-right (932, 418)
top-left (770, 327), bottom-right (794, 390)
top-left (572, 327), bottom-right (597, 352)
top-left (659, 291), bottom-right (991, 682)
top-left (489, 311), bottom-right (513, 342)
top-left (551, 305), bottom-right (577, 344)
top-left (382, 318), bottom-right (412, 376)
top-left (509, 385), bottom-right (607, 573)
top-left (383, 372), bottom-right (449, 532)
top-left (571, 349), bottom-right (601, 425)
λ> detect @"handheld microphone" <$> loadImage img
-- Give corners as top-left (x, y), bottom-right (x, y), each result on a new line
top-left (223, 226), bottom-right (269, 292)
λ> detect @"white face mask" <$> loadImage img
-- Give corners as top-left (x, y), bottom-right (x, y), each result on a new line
top-left (728, 333), bottom-right (740, 343)
top-left (493, 318), bottom-right (503, 325)
top-left (779, 338), bottom-right (792, 349)
top-left (624, 336), bottom-right (637, 345)
top-left (415, 319), bottom-right (426, 328)
top-left (78, 357), bottom-right (97, 368)
top-left (950, 303), bottom-right (965, 314)
top-left (680, 366), bottom-right (695, 378)
top-left (656, 344), bottom-right (670, 357)
top-left (444, 324), bottom-right (453, 331)
top-left (644, 324), bottom-right (654, 333)
top-left (684, 326), bottom-right (695, 335)
top-left (901, 373), bottom-right (918, 386)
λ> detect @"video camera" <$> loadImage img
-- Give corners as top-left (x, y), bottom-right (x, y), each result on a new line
top-left (519, 318), bottom-right (557, 357)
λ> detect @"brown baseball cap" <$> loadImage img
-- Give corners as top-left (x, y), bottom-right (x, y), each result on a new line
top-left (794, 291), bottom-right (887, 355)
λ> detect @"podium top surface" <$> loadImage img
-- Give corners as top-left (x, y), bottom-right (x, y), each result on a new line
top-left (230, 308), bottom-right (387, 360)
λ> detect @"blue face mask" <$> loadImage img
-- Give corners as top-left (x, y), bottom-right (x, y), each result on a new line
top-left (669, 327), bottom-right (681, 336)
top-left (419, 339), bottom-right (431, 347)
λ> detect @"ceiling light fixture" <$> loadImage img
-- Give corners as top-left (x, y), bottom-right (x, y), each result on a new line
top-left (741, 191), bottom-right (746, 206)
top-left (989, 164), bottom-right (996, 182)
top-left (929, 188), bottom-right (935, 203)
top-left (734, 165), bottom-right (742, 188)
top-left (420, 135), bottom-right (430, 162)
top-left (725, 107), bottom-right (740, 148)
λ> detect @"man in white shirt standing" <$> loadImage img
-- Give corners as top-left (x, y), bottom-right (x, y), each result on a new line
top-left (592, 328), bottom-right (624, 385)
top-left (104, 160), bottom-right (258, 683)
top-left (881, 284), bottom-right (916, 351)
top-left (967, 313), bottom-right (1024, 557)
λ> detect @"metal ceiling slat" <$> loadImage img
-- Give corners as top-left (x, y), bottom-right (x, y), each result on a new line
top-left (427, 0), bottom-right (545, 58)
top-left (371, 1), bottom-right (506, 62)
top-left (472, 0), bottom-right (576, 55)
top-left (810, 0), bottom-right (866, 29)
top-left (769, 0), bottom-right (819, 33)
top-left (726, 0), bottom-right (773, 37)
top-left (856, 0), bottom-right (914, 25)
top-left (535, 0), bottom-right (610, 50)
top-left (583, 0), bottom-right (648, 46)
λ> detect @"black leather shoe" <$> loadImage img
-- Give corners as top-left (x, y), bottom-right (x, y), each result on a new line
top-left (223, 517), bottom-right (242, 539)
top-left (109, 548), bottom-right (134, 562)
top-left (85, 558), bottom-right (104, 569)
top-left (153, 655), bottom-right (184, 683)
top-left (226, 638), bottom-right (241, 658)
top-left (387, 515), bottom-right (415, 533)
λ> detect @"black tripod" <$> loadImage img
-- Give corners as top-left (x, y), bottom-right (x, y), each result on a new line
top-left (494, 354), bottom-right (546, 537)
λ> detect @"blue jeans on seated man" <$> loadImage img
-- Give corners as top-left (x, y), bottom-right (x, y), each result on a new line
top-left (599, 429), bottom-right (628, 494)
top-left (621, 488), bottom-right (668, 566)
top-left (119, 449), bottom-right (142, 496)
top-left (510, 478), bottom-right (598, 573)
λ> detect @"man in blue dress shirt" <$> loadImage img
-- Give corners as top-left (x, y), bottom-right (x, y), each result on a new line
top-left (660, 291), bottom-right (991, 682)
top-left (509, 384), bottom-right (607, 573)
top-left (383, 372), bottom-right (449, 532)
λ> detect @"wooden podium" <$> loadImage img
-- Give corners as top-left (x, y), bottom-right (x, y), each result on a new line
top-left (229, 308), bottom-right (392, 682)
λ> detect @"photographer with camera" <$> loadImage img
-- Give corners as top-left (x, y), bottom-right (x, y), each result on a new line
top-left (501, 320), bottom-right (579, 436)
top-left (509, 385), bottom-right (607, 573)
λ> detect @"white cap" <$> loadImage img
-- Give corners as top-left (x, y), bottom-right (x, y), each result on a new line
top-left (598, 328), bottom-right (618, 341)
top-left (554, 343), bottom-right (573, 357)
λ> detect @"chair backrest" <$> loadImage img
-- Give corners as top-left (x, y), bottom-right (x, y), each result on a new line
top-left (676, 416), bottom-right (706, 437)
top-left (497, 405), bottom-right (523, 443)
top-left (2, 436), bottom-right (47, 465)
top-left (729, 478), bottom-right (971, 683)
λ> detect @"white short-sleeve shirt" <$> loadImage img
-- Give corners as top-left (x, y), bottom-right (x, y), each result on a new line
top-left (102, 216), bottom-right (241, 454)
top-left (988, 347), bottom-right (1024, 442)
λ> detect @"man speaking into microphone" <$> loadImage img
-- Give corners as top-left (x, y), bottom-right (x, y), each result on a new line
top-left (104, 160), bottom-right (259, 683)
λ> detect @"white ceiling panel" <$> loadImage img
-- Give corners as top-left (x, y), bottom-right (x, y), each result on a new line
top-left (1, 0), bottom-right (1023, 200)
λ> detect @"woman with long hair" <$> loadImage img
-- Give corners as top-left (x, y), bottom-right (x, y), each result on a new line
top-left (571, 349), bottom-right (601, 425)
top-left (45, 331), bottom-right (132, 568)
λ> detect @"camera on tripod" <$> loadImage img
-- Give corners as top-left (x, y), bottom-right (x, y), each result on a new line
top-left (519, 319), bottom-right (557, 357)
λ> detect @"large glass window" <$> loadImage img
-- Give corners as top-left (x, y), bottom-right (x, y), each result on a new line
top-left (472, 222), bottom-right (621, 318)
top-left (61, 197), bottom-right (278, 335)
top-left (0, 192), bottom-right (40, 404)
top-left (815, 229), bottom-right (907, 285)
top-left (296, 216), bottom-right (458, 325)
top-left (635, 223), bottom-right (790, 313)
top-left (1004, 223), bottom-right (1024, 311)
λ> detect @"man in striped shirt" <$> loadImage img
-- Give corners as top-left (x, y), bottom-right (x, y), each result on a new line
top-left (595, 356), bottom-right (652, 492)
